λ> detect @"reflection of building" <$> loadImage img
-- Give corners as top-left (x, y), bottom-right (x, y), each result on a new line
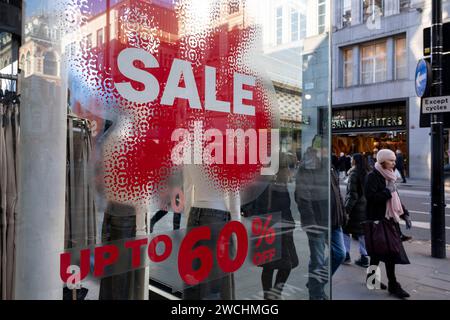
top-left (332, 0), bottom-right (449, 180)
top-left (300, 0), bottom-right (330, 154)
top-left (0, 0), bottom-right (21, 92)
top-left (20, 15), bottom-right (61, 81)
top-left (0, 31), bottom-right (19, 92)
top-left (258, 0), bottom-right (307, 156)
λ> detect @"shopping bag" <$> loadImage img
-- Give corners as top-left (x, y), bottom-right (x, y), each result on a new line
top-left (363, 219), bottom-right (402, 257)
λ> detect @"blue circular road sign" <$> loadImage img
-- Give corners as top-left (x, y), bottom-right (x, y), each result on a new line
top-left (415, 59), bottom-right (431, 97)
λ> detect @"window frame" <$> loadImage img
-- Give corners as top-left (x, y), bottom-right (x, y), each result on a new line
top-left (394, 35), bottom-right (407, 80)
top-left (318, 0), bottom-right (326, 34)
top-left (291, 8), bottom-right (299, 42)
top-left (276, 6), bottom-right (283, 45)
top-left (343, 47), bottom-right (353, 87)
top-left (360, 39), bottom-right (387, 85)
top-left (342, 0), bottom-right (351, 28)
top-left (363, 0), bottom-right (384, 23)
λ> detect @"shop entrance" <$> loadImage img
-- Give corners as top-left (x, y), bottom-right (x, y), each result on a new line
top-left (333, 130), bottom-right (408, 175)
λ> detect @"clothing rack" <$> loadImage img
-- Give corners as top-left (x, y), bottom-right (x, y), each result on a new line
top-left (0, 90), bottom-right (20, 105)
top-left (0, 91), bottom-right (20, 300)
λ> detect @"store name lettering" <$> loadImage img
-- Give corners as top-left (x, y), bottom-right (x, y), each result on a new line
top-left (114, 47), bottom-right (255, 115)
top-left (332, 116), bottom-right (403, 130)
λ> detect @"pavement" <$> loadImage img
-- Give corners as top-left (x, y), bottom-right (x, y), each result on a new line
top-left (336, 177), bottom-right (450, 300)
top-left (332, 238), bottom-right (450, 300)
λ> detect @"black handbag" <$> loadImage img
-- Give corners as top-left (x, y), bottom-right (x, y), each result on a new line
top-left (363, 218), bottom-right (402, 257)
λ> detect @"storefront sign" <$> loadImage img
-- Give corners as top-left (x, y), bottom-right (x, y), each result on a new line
top-left (422, 96), bottom-right (450, 114)
top-left (332, 116), bottom-right (404, 129)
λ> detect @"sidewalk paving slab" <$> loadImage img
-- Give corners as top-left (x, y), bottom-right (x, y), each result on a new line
top-left (333, 239), bottom-right (450, 300)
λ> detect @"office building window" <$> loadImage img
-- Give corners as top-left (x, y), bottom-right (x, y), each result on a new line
top-left (43, 51), bottom-right (57, 76)
top-left (342, 0), bottom-right (351, 27)
top-left (228, 0), bottom-right (240, 14)
top-left (300, 13), bottom-right (306, 38)
top-left (318, 0), bottom-right (326, 34)
top-left (97, 28), bottom-right (104, 47)
top-left (86, 34), bottom-right (93, 49)
top-left (343, 48), bottom-right (353, 87)
top-left (400, 0), bottom-right (410, 12)
top-left (395, 36), bottom-right (407, 80)
top-left (276, 7), bottom-right (282, 45)
top-left (363, 0), bottom-right (383, 23)
top-left (291, 8), bottom-right (299, 41)
top-left (361, 41), bottom-right (387, 84)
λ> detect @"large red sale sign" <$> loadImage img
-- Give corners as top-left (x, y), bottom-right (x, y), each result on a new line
top-left (67, 0), bottom-right (279, 203)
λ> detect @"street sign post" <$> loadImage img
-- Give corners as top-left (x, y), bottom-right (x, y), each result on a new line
top-left (429, 0), bottom-right (446, 259)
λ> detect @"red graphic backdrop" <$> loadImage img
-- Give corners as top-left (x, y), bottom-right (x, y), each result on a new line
top-left (71, 0), bottom-right (274, 203)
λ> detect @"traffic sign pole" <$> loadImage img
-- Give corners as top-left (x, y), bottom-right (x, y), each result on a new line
top-left (430, 0), bottom-right (446, 259)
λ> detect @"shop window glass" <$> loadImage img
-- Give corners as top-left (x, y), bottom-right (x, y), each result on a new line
top-left (16, 0), bottom-right (331, 301)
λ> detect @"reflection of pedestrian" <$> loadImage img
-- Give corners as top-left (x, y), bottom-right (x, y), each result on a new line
top-left (364, 149), bottom-right (412, 299)
top-left (395, 150), bottom-right (407, 183)
top-left (345, 154), bottom-right (351, 173)
top-left (330, 165), bottom-right (346, 275)
top-left (295, 148), bottom-right (329, 300)
top-left (337, 152), bottom-right (347, 180)
top-left (150, 170), bottom-right (183, 233)
top-left (242, 153), bottom-right (299, 300)
top-left (343, 153), bottom-right (369, 268)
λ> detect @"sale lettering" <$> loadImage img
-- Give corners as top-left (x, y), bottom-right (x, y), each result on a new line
top-left (114, 47), bottom-right (255, 115)
top-left (60, 215), bottom-right (278, 286)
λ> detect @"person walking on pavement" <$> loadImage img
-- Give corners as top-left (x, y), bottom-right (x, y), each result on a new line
top-left (395, 149), bottom-right (407, 183)
top-left (364, 149), bottom-right (413, 299)
top-left (345, 154), bottom-right (352, 174)
top-left (330, 164), bottom-right (347, 275)
top-left (337, 152), bottom-right (347, 180)
top-left (342, 153), bottom-right (369, 268)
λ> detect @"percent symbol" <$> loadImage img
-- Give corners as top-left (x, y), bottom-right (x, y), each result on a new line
top-left (251, 215), bottom-right (275, 247)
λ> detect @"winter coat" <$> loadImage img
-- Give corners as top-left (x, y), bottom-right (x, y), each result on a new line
top-left (364, 169), bottom-right (410, 265)
top-left (396, 154), bottom-right (405, 171)
top-left (295, 165), bottom-right (328, 228)
top-left (337, 156), bottom-right (347, 172)
top-left (364, 169), bottom-right (409, 222)
top-left (343, 168), bottom-right (367, 235)
top-left (331, 166), bottom-right (347, 230)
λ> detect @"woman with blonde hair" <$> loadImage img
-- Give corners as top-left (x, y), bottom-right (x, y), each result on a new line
top-left (364, 149), bottom-right (412, 299)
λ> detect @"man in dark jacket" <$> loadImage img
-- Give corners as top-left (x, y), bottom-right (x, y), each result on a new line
top-left (395, 150), bottom-right (407, 183)
top-left (295, 149), bottom-right (329, 299)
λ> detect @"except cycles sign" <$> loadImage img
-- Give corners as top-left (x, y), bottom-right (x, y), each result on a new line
top-left (422, 96), bottom-right (450, 114)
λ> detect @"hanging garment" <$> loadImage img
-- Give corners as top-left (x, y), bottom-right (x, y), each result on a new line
top-left (65, 118), bottom-right (97, 249)
top-left (0, 102), bottom-right (6, 299)
top-left (0, 101), bottom-right (20, 300)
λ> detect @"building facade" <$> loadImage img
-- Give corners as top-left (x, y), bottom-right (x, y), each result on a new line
top-left (332, 0), bottom-right (450, 180)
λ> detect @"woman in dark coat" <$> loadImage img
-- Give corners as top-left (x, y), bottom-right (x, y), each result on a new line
top-left (364, 149), bottom-right (412, 299)
top-left (241, 152), bottom-right (299, 300)
top-left (343, 153), bottom-right (369, 267)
